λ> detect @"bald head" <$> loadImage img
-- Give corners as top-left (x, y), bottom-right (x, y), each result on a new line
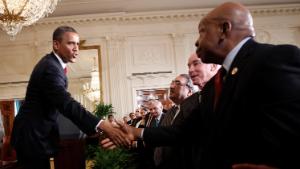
top-left (195, 2), bottom-right (255, 64)
top-left (206, 2), bottom-right (255, 37)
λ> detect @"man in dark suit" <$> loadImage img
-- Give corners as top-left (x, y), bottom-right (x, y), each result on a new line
top-left (154, 52), bottom-right (220, 169)
top-left (102, 53), bottom-right (220, 169)
top-left (193, 2), bottom-right (300, 169)
top-left (102, 2), bottom-right (300, 169)
top-left (153, 74), bottom-right (194, 169)
top-left (11, 26), bottom-right (129, 169)
top-left (132, 99), bottom-right (165, 169)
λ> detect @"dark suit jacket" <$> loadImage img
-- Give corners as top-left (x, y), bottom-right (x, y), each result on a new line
top-left (134, 112), bottom-right (165, 169)
top-left (154, 92), bottom-right (202, 169)
top-left (144, 39), bottom-right (300, 169)
top-left (11, 53), bottom-right (99, 159)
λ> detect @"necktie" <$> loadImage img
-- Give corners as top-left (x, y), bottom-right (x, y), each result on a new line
top-left (171, 106), bottom-right (180, 124)
top-left (64, 67), bottom-right (67, 75)
top-left (155, 118), bottom-right (159, 127)
top-left (160, 106), bottom-right (178, 126)
top-left (214, 67), bottom-right (226, 110)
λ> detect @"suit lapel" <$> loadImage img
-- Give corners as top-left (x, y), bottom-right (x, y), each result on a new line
top-left (216, 39), bottom-right (258, 114)
top-left (50, 52), bottom-right (68, 88)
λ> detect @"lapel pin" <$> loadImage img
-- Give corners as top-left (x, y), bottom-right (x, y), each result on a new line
top-left (231, 67), bottom-right (238, 75)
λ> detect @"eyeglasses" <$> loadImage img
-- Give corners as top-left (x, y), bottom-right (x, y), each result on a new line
top-left (170, 80), bottom-right (186, 86)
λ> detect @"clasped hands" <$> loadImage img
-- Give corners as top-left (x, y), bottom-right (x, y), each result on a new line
top-left (97, 121), bottom-right (277, 169)
top-left (97, 120), bottom-right (141, 149)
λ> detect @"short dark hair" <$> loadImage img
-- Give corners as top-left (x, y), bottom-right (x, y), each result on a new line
top-left (52, 26), bottom-right (77, 41)
top-left (179, 74), bottom-right (194, 91)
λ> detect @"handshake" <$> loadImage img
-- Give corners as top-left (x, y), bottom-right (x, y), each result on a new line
top-left (97, 121), bottom-right (278, 169)
top-left (97, 120), bottom-right (141, 149)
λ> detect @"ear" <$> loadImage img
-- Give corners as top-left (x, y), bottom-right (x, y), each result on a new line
top-left (187, 90), bottom-right (193, 97)
top-left (219, 21), bottom-right (232, 39)
top-left (53, 40), bottom-right (59, 51)
top-left (210, 64), bottom-right (218, 71)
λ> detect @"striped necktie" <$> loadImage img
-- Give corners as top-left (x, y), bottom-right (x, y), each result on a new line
top-left (160, 106), bottom-right (178, 126)
top-left (171, 106), bottom-right (180, 124)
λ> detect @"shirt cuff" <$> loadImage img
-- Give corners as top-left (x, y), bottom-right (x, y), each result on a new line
top-left (95, 119), bottom-right (103, 132)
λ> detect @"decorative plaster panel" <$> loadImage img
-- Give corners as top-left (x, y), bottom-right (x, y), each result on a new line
top-left (126, 36), bottom-right (174, 75)
top-left (129, 73), bottom-right (175, 87)
top-left (0, 45), bottom-right (37, 83)
top-left (255, 29), bottom-right (272, 43)
top-left (255, 27), bottom-right (300, 45)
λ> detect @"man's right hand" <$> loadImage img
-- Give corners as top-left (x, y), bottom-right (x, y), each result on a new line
top-left (100, 120), bottom-right (144, 149)
top-left (116, 120), bottom-right (143, 141)
top-left (98, 120), bottom-right (132, 148)
top-left (100, 138), bottom-right (117, 149)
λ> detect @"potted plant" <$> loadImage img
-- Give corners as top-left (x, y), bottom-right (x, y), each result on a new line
top-left (86, 102), bottom-right (136, 169)
top-left (86, 145), bottom-right (136, 169)
top-left (93, 102), bottom-right (114, 119)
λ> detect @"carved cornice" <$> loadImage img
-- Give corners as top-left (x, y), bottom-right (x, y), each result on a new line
top-left (36, 3), bottom-right (300, 25)
top-left (0, 81), bottom-right (28, 88)
top-left (127, 71), bottom-right (175, 80)
top-left (249, 4), bottom-right (300, 16)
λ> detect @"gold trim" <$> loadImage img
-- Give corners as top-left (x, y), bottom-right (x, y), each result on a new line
top-left (0, 0), bottom-right (28, 22)
top-left (79, 40), bottom-right (103, 103)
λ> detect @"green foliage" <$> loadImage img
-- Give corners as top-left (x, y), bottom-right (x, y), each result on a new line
top-left (86, 102), bottom-right (136, 169)
top-left (93, 102), bottom-right (114, 118)
top-left (85, 144), bottom-right (99, 160)
top-left (86, 145), bottom-right (136, 169)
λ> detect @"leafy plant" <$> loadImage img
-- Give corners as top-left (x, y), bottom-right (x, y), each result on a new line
top-left (91, 147), bottom-right (136, 169)
top-left (86, 144), bottom-right (99, 160)
top-left (86, 102), bottom-right (136, 169)
top-left (93, 102), bottom-right (114, 118)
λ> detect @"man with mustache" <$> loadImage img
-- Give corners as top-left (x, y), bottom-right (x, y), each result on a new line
top-left (153, 74), bottom-right (194, 169)
top-left (153, 54), bottom-right (219, 169)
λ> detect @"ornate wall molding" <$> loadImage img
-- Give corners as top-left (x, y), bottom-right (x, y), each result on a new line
top-left (128, 72), bottom-right (175, 88)
top-left (249, 4), bottom-right (300, 16)
top-left (35, 3), bottom-right (300, 25)
top-left (0, 82), bottom-right (27, 100)
top-left (255, 29), bottom-right (272, 43)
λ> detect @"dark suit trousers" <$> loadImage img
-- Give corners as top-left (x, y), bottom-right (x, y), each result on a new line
top-left (17, 152), bottom-right (50, 169)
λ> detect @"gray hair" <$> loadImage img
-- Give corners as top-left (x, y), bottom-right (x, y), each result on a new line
top-left (179, 74), bottom-right (196, 93)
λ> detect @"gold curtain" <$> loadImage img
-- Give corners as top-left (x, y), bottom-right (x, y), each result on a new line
top-left (0, 101), bottom-right (15, 136)
top-left (0, 101), bottom-right (16, 163)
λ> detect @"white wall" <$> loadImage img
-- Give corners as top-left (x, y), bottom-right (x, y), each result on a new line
top-left (0, 3), bottom-right (299, 119)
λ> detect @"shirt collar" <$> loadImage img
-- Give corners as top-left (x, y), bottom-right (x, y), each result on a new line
top-left (173, 104), bottom-right (180, 111)
top-left (53, 51), bottom-right (67, 69)
top-left (222, 37), bottom-right (251, 72)
top-left (156, 112), bottom-right (163, 121)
